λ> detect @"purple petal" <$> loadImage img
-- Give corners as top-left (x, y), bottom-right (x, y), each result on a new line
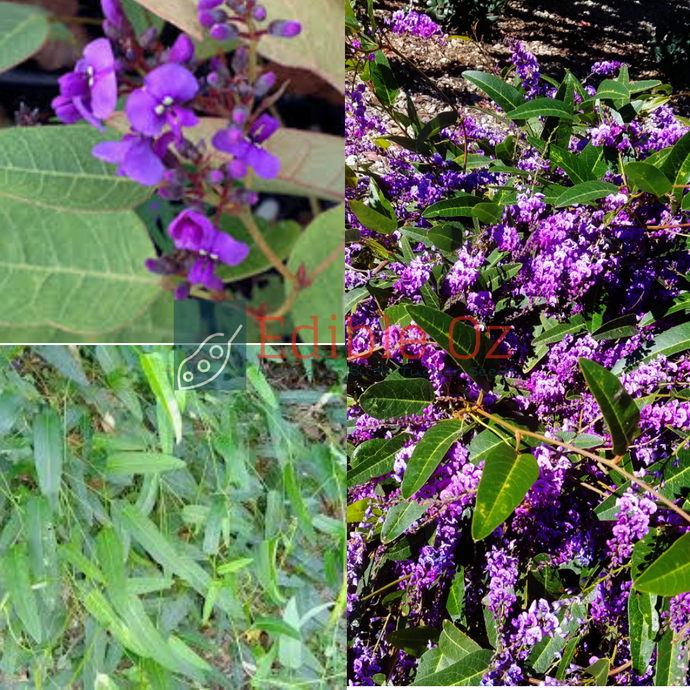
top-left (52, 95), bottom-right (81, 124)
top-left (211, 230), bottom-right (250, 267)
top-left (211, 127), bottom-right (244, 154)
top-left (59, 72), bottom-right (88, 99)
top-left (73, 96), bottom-right (105, 130)
top-left (245, 145), bottom-right (281, 179)
top-left (169, 209), bottom-right (216, 250)
top-left (83, 38), bottom-right (115, 73)
top-left (249, 113), bottom-right (280, 144)
top-left (101, 0), bottom-right (126, 28)
top-left (145, 64), bottom-right (199, 103)
top-left (90, 70), bottom-right (118, 120)
top-left (168, 33), bottom-right (195, 64)
top-left (188, 256), bottom-right (209, 285)
top-left (92, 140), bottom-right (128, 164)
top-left (121, 138), bottom-right (166, 186)
top-left (126, 89), bottom-right (165, 136)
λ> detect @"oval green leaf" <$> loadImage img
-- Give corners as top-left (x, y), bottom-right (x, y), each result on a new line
top-left (401, 420), bottom-right (465, 499)
top-left (507, 97), bottom-right (574, 121)
top-left (462, 71), bottom-right (525, 113)
top-left (348, 434), bottom-right (411, 488)
top-left (422, 194), bottom-right (482, 219)
top-left (471, 446), bottom-right (539, 541)
top-left (349, 199), bottom-right (398, 234)
top-left (624, 161), bottom-right (673, 197)
top-left (578, 358), bottom-right (641, 455)
top-left (410, 649), bottom-right (492, 686)
top-left (358, 375), bottom-right (435, 420)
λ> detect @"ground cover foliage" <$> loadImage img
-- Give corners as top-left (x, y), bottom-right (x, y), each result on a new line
top-left (0, 345), bottom-right (345, 687)
top-left (347, 3), bottom-right (690, 685)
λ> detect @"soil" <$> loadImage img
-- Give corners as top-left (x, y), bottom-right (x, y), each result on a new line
top-left (368, 0), bottom-right (690, 125)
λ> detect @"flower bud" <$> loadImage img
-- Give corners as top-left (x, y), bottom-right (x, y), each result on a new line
top-left (199, 9), bottom-right (226, 27)
top-left (267, 20), bottom-right (301, 38)
top-left (232, 47), bottom-right (249, 74)
top-left (198, 0), bottom-right (223, 8)
top-left (210, 23), bottom-right (238, 41)
top-left (174, 282), bottom-right (191, 300)
top-left (232, 105), bottom-right (250, 126)
top-left (207, 169), bottom-right (225, 185)
top-left (168, 33), bottom-right (195, 63)
top-left (253, 71), bottom-right (275, 98)
top-left (140, 26), bottom-right (159, 50)
top-left (101, 0), bottom-right (126, 29)
top-left (253, 5), bottom-right (267, 21)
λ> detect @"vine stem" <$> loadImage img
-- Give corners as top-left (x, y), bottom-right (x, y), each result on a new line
top-left (469, 407), bottom-right (690, 526)
top-left (360, 574), bottom-right (412, 603)
top-left (239, 212), bottom-right (298, 284)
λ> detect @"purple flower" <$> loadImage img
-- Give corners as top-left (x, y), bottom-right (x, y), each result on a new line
top-left (212, 113), bottom-right (281, 179)
top-left (52, 38), bottom-right (117, 129)
top-left (167, 34), bottom-right (195, 64)
top-left (267, 20), bottom-right (302, 38)
top-left (168, 209), bottom-right (250, 291)
top-left (101, 0), bottom-right (126, 29)
top-left (92, 133), bottom-right (174, 186)
top-left (126, 64), bottom-right (199, 140)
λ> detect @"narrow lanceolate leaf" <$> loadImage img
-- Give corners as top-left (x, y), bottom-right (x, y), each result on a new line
top-left (0, 126), bottom-right (152, 211)
top-left (0, 544), bottom-right (43, 643)
top-left (578, 358), bottom-right (641, 455)
top-left (349, 199), bottom-right (398, 234)
top-left (468, 428), bottom-right (508, 465)
top-left (446, 568), bottom-right (466, 622)
top-left (585, 658), bottom-right (610, 685)
top-left (348, 434), bottom-right (411, 488)
top-left (612, 322), bottom-right (690, 374)
top-left (405, 304), bottom-right (488, 377)
top-left (554, 181), bottom-right (619, 208)
top-left (358, 376), bottom-right (435, 420)
top-left (595, 79), bottom-right (630, 100)
top-left (140, 353), bottom-right (182, 445)
top-left (370, 49), bottom-right (399, 107)
top-left (105, 452), bottom-right (185, 475)
top-left (401, 420), bottom-right (465, 499)
top-left (532, 315), bottom-right (586, 346)
top-left (410, 649), bottom-right (493, 686)
top-left (506, 98), bottom-right (574, 121)
top-left (655, 628), bottom-right (689, 685)
top-left (422, 194), bottom-right (482, 219)
top-left (659, 450), bottom-right (690, 499)
top-left (628, 590), bottom-right (656, 674)
top-left (471, 446), bottom-right (539, 541)
top-left (634, 532), bottom-right (690, 596)
top-left (0, 199), bottom-right (161, 335)
top-left (462, 71), bottom-right (525, 113)
top-left (381, 500), bottom-right (428, 543)
top-left (624, 161), bottom-right (673, 197)
top-left (0, 2), bottom-right (49, 74)
top-left (33, 408), bottom-right (63, 502)
top-left (439, 620), bottom-right (480, 661)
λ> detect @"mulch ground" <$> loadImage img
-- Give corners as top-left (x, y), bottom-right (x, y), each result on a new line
top-left (372, 0), bottom-right (690, 122)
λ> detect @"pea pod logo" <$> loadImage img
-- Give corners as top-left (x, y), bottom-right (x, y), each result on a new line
top-left (176, 326), bottom-right (244, 391)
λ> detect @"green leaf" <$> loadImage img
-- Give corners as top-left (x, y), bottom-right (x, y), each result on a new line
top-left (381, 500), bottom-right (428, 543)
top-left (624, 161), bottom-right (673, 197)
top-left (370, 49), bottom-right (399, 107)
top-left (349, 199), bottom-right (398, 234)
top-left (0, 2), bottom-right (49, 74)
top-left (591, 314), bottom-right (639, 341)
top-left (417, 111), bottom-right (458, 146)
top-left (117, 0), bottom-right (202, 39)
top-left (471, 202), bottom-right (504, 225)
top-left (278, 596), bottom-right (303, 669)
top-left (446, 568), bottom-right (466, 622)
top-left (640, 294), bottom-right (690, 326)
top-left (416, 648), bottom-right (454, 679)
top-left (217, 557), bottom-right (253, 575)
top-left (405, 304), bottom-right (488, 376)
top-left (628, 590), bottom-right (656, 674)
top-left (476, 263), bottom-right (522, 292)
top-left (659, 450), bottom-right (690, 500)
top-left (507, 98), bottom-right (574, 121)
top-left (612, 322), bottom-right (690, 374)
top-left (347, 497), bottom-right (374, 524)
top-left (33, 408), bottom-right (63, 504)
top-left (140, 353), bottom-right (182, 445)
top-left (578, 358), bottom-right (641, 455)
top-left (0, 126), bottom-right (153, 211)
top-left (0, 198), bottom-right (161, 335)
top-left (584, 658), bottom-right (610, 685)
top-left (250, 616), bottom-right (301, 641)
top-left (410, 649), bottom-right (492, 686)
top-left (468, 428), bottom-right (508, 466)
top-left (358, 375), bottom-right (435, 420)
top-left (634, 532), bottom-right (690, 596)
top-left (439, 620), bottom-right (480, 660)
top-left (388, 626), bottom-right (440, 656)
top-left (533, 315), bottom-right (586, 346)
top-left (0, 544), bottom-right (43, 643)
top-left (422, 194), bottom-right (482, 219)
top-left (554, 180), bottom-right (619, 207)
top-left (556, 638), bottom-right (579, 680)
top-left (287, 204), bottom-right (344, 344)
top-left (428, 225), bottom-right (465, 252)
top-left (348, 434), bottom-right (411, 488)
top-left (216, 216), bottom-right (301, 282)
top-left (595, 79), bottom-right (630, 100)
top-left (105, 452), bottom-right (185, 475)
top-left (654, 628), bottom-right (689, 685)
top-left (33, 345), bottom-right (89, 386)
top-left (462, 71), bottom-right (525, 113)
top-left (660, 130), bottom-right (690, 182)
top-left (284, 461), bottom-right (316, 543)
top-left (401, 420), bottom-right (465, 499)
top-left (471, 446), bottom-right (539, 540)
top-left (528, 632), bottom-right (567, 674)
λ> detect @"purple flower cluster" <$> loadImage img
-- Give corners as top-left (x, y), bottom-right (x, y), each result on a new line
top-left (53, 0), bottom-right (302, 297)
top-left (386, 11), bottom-right (444, 41)
top-left (606, 489), bottom-right (657, 567)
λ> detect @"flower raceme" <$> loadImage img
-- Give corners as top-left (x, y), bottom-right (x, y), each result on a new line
top-left (52, 0), bottom-right (302, 297)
